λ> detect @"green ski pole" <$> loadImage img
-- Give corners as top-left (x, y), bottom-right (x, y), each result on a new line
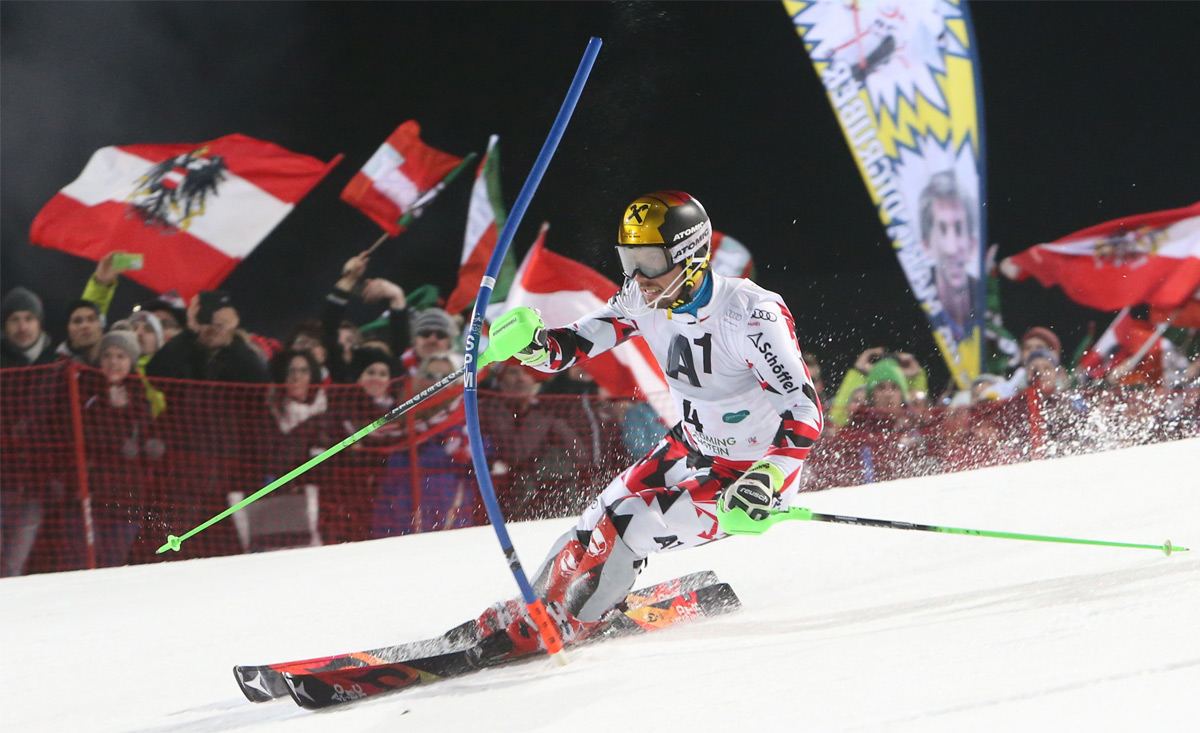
top-left (157, 314), bottom-right (544, 554)
top-left (718, 505), bottom-right (1188, 556)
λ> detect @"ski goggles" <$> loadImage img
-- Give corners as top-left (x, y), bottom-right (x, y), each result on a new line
top-left (616, 245), bottom-right (676, 279)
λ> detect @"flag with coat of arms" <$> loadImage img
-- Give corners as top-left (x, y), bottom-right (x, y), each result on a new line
top-left (30, 133), bottom-right (341, 300)
top-left (1000, 202), bottom-right (1200, 311)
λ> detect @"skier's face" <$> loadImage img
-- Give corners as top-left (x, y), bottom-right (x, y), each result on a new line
top-left (634, 264), bottom-right (686, 308)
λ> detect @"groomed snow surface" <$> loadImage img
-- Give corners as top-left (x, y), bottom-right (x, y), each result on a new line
top-left (3, 438), bottom-right (1198, 732)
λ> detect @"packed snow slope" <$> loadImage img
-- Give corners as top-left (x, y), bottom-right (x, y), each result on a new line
top-left (3, 438), bottom-right (1198, 732)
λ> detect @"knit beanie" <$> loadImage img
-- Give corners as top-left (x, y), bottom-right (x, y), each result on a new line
top-left (99, 330), bottom-right (141, 362)
top-left (349, 346), bottom-right (396, 382)
top-left (2, 287), bottom-right (45, 323)
top-left (1022, 326), bottom-right (1061, 359)
top-left (128, 310), bottom-right (164, 350)
top-left (865, 357), bottom-right (910, 400)
top-left (412, 308), bottom-right (458, 339)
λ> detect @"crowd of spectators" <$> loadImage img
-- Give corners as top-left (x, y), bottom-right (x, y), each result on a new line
top-left (3, 252), bottom-right (1198, 575)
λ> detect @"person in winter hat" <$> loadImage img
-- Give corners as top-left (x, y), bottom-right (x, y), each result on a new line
top-left (1, 287), bottom-right (55, 368)
top-left (864, 357), bottom-right (909, 409)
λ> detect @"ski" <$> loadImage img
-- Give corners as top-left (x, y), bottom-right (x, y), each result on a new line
top-left (284, 582), bottom-right (740, 709)
top-left (234, 569), bottom-right (719, 703)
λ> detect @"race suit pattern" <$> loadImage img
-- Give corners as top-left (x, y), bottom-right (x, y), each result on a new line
top-left (530, 272), bottom-right (823, 562)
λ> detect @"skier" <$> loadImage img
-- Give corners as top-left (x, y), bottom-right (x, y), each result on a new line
top-left (479, 191), bottom-right (823, 658)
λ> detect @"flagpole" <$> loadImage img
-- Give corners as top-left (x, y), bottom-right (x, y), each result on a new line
top-left (1108, 306), bottom-right (1182, 382)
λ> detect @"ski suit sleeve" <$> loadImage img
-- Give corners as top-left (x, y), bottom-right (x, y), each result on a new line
top-left (740, 296), bottom-right (823, 485)
top-left (533, 298), bottom-right (640, 373)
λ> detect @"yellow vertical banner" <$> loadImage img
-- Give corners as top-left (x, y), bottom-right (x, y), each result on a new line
top-left (783, 0), bottom-right (986, 388)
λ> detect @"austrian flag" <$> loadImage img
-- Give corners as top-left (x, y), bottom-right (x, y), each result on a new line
top-left (340, 121), bottom-right (467, 237)
top-left (30, 134), bottom-right (340, 299)
top-left (1001, 202), bottom-right (1200, 311)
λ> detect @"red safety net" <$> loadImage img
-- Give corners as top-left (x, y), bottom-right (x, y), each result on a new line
top-left (2, 361), bottom-right (1196, 576)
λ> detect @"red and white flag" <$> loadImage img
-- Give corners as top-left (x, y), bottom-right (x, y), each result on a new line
top-left (445, 135), bottom-right (517, 316)
top-left (500, 223), bottom-right (677, 424)
top-left (340, 121), bottom-right (465, 237)
top-left (1077, 308), bottom-right (1177, 386)
top-left (1001, 202), bottom-right (1200, 310)
top-left (29, 134), bottom-right (339, 300)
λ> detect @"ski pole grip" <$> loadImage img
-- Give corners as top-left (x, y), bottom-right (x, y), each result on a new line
top-left (479, 307), bottom-right (545, 368)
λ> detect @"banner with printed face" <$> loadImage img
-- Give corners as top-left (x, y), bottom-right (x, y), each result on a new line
top-left (783, 0), bottom-right (986, 388)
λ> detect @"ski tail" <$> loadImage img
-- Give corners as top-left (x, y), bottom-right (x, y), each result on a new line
top-left (235, 570), bottom-right (719, 703)
top-left (284, 581), bottom-right (740, 710)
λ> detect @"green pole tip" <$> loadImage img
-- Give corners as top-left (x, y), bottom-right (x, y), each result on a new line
top-left (156, 535), bottom-right (182, 554)
top-left (1163, 540), bottom-right (1189, 556)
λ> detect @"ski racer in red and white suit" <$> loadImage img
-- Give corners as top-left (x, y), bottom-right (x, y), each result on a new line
top-left (481, 192), bottom-right (822, 652)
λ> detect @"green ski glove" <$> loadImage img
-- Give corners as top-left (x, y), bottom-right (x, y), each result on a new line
top-left (717, 460), bottom-right (785, 536)
top-left (481, 306), bottom-right (549, 368)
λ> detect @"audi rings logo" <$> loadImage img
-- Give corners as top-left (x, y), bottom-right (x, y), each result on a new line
top-left (751, 309), bottom-right (777, 321)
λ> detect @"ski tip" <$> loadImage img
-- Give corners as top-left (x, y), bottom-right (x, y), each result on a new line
top-left (233, 665), bottom-right (281, 704)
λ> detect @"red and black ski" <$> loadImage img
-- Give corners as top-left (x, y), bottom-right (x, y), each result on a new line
top-left (234, 570), bottom-right (719, 703)
top-left (283, 581), bottom-right (740, 709)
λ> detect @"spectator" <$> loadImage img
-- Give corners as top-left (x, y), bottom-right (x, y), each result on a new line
top-left (56, 299), bottom-right (105, 365)
top-left (324, 346), bottom-right (402, 543)
top-left (284, 318), bottom-right (330, 381)
top-left (265, 349), bottom-right (330, 453)
top-left (1025, 348), bottom-right (1065, 396)
top-left (132, 290), bottom-right (187, 344)
top-left (809, 357), bottom-right (926, 487)
top-left (257, 348), bottom-right (332, 547)
top-left (2, 286), bottom-right (70, 574)
top-left (1, 287), bottom-right (55, 368)
top-left (337, 319), bottom-right (363, 365)
top-left (999, 326), bottom-right (1062, 394)
top-left (146, 292), bottom-right (268, 383)
top-left (319, 251), bottom-right (411, 383)
top-left (372, 351), bottom-right (478, 537)
top-left (127, 310), bottom-right (164, 366)
top-left (402, 307), bottom-right (459, 377)
top-left (829, 346), bottom-right (928, 427)
top-left (53, 252), bottom-right (136, 366)
top-left (143, 292), bottom-right (265, 560)
top-left (116, 310), bottom-right (169, 417)
top-left (73, 330), bottom-right (163, 568)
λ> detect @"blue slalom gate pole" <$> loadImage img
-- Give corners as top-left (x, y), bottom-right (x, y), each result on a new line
top-left (462, 36), bottom-right (602, 660)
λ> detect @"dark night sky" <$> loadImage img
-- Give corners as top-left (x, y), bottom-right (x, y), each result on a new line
top-left (2, 1), bottom-right (1198, 390)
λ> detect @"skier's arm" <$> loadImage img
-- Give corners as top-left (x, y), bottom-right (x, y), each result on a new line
top-left (718, 298), bottom-right (822, 534)
top-left (489, 299), bottom-right (639, 373)
top-left (740, 298), bottom-right (823, 485)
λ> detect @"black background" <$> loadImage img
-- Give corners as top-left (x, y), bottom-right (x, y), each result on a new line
top-left (3, 1), bottom-right (1198, 390)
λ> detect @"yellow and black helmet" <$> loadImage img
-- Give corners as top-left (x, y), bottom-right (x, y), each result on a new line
top-left (616, 191), bottom-right (712, 303)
